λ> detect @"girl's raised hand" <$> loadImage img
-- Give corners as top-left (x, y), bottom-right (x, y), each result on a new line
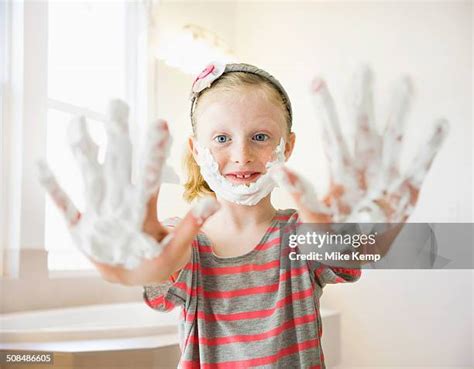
top-left (271, 66), bottom-right (449, 224)
top-left (37, 100), bottom-right (219, 278)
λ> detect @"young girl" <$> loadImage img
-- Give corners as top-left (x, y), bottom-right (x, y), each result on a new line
top-left (39, 62), bottom-right (446, 368)
top-left (142, 63), bottom-right (362, 368)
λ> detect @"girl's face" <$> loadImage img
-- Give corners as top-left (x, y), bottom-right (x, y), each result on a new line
top-left (190, 86), bottom-right (295, 185)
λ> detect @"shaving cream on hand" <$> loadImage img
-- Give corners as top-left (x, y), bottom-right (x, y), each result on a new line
top-left (309, 65), bottom-right (449, 223)
top-left (37, 100), bottom-right (177, 270)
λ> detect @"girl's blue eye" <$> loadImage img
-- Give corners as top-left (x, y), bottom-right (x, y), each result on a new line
top-left (214, 135), bottom-right (229, 143)
top-left (253, 133), bottom-right (269, 142)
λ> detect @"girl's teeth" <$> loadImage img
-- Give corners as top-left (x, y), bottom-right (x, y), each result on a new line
top-left (235, 174), bottom-right (252, 179)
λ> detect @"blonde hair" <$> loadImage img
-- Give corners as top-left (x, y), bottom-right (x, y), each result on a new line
top-left (183, 72), bottom-right (291, 202)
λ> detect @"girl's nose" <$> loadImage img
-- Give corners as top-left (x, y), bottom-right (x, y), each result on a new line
top-left (231, 140), bottom-right (254, 164)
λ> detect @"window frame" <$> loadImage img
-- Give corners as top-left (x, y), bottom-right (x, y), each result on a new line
top-left (1, 0), bottom-right (155, 278)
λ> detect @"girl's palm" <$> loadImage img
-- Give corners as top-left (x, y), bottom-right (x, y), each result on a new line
top-left (272, 66), bottom-right (448, 224)
top-left (38, 100), bottom-right (219, 273)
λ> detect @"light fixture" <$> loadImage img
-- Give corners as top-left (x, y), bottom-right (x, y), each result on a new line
top-left (156, 24), bottom-right (236, 75)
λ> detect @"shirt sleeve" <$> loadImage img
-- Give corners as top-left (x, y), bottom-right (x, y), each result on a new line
top-left (142, 216), bottom-right (197, 312)
top-left (308, 261), bottom-right (362, 289)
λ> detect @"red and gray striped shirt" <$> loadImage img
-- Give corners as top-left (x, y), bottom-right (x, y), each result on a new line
top-left (143, 208), bottom-right (361, 368)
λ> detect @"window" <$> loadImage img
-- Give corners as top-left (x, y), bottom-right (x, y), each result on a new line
top-left (46, 1), bottom-right (131, 270)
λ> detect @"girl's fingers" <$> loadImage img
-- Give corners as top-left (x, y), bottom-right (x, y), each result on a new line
top-left (403, 118), bottom-right (449, 189)
top-left (37, 160), bottom-right (81, 226)
top-left (406, 181), bottom-right (420, 206)
top-left (378, 119), bottom-right (449, 223)
top-left (269, 164), bottom-right (331, 223)
top-left (380, 76), bottom-right (413, 186)
top-left (310, 77), bottom-right (352, 179)
top-left (347, 65), bottom-right (382, 190)
top-left (395, 181), bottom-right (420, 222)
top-left (67, 116), bottom-right (103, 213)
top-left (133, 119), bottom-right (172, 226)
top-left (310, 77), bottom-right (360, 206)
top-left (103, 99), bottom-right (133, 212)
top-left (142, 191), bottom-right (169, 242)
top-left (164, 197), bottom-right (221, 250)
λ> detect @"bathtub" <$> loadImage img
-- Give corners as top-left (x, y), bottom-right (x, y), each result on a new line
top-left (0, 303), bottom-right (341, 368)
top-left (1, 302), bottom-right (183, 368)
top-left (0, 302), bottom-right (180, 344)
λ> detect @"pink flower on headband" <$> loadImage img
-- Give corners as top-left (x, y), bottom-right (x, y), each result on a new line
top-left (191, 62), bottom-right (226, 95)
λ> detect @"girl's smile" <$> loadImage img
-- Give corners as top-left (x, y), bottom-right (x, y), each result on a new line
top-left (225, 171), bottom-right (262, 184)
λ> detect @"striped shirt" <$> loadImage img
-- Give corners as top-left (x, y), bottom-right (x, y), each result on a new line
top-left (143, 208), bottom-right (361, 368)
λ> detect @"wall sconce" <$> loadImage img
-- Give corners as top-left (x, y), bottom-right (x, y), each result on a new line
top-left (155, 24), bottom-right (236, 75)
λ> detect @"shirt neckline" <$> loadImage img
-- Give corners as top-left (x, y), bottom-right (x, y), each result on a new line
top-left (199, 209), bottom-right (282, 263)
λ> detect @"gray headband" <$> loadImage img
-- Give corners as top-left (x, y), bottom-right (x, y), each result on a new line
top-left (189, 62), bottom-right (293, 132)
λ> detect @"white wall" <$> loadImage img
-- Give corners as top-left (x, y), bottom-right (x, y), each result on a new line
top-left (153, 1), bottom-right (473, 367)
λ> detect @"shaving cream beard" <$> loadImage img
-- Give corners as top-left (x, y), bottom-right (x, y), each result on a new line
top-left (195, 138), bottom-right (286, 206)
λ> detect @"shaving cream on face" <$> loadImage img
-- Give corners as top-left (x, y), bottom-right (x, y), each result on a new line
top-left (194, 138), bottom-right (286, 206)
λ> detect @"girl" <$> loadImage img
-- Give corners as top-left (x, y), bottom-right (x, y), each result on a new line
top-left (39, 62), bottom-right (447, 368)
top-left (145, 63), bottom-right (355, 368)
